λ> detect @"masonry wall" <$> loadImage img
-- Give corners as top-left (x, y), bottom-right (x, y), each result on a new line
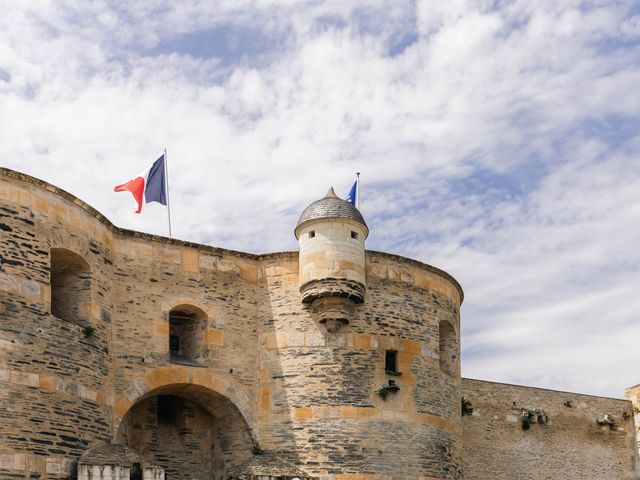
top-left (108, 232), bottom-right (260, 479)
top-left (4, 166), bottom-right (638, 480)
top-left (0, 171), bottom-right (114, 478)
top-left (462, 378), bottom-right (638, 480)
top-left (626, 384), bottom-right (640, 471)
top-left (257, 251), bottom-right (464, 479)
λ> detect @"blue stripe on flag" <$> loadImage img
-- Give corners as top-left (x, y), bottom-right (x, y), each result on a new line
top-left (145, 155), bottom-right (167, 206)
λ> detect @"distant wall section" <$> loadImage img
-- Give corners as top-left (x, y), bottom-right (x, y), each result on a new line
top-left (462, 378), bottom-right (637, 480)
top-left (626, 384), bottom-right (640, 474)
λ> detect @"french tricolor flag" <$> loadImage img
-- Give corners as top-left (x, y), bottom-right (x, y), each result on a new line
top-left (114, 154), bottom-right (167, 214)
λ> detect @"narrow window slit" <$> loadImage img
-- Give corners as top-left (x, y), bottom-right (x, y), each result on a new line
top-left (385, 350), bottom-right (401, 375)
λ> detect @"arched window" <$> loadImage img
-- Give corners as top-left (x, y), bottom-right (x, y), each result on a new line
top-left (50, 248), bottom-right (91, 325)
top-left (439, 320), bottom-right (458, 376)
top-left (169, 305), bottom-right (206, 363)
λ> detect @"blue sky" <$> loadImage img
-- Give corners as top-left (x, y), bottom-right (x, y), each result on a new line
top-left (1, 0), bottom-right (639, 397)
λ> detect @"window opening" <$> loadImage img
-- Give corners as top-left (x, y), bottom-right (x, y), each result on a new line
top-left (50, 248), bottom-right (91, 326)
top-left (439, 320), bottom-right (458, 376)
top-left (385, 350), bottom-right (400, 375)
top-left (351, 231), bottom-right (358, 239)
top-left (169, 306), bottom-right (206, 364)
top-left (309, 230), bottom-right (315, 238)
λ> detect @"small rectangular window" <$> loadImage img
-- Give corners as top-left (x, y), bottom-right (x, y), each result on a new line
top-left (385, 350), bottom-right (398, 374)
top-left (351, 231), bottom-right (358, 239)
top-left (309, 231), bottom-right (315, 238)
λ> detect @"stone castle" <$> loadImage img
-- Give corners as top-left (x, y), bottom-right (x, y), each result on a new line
top-left (0, 166), bottom-right (638, 480)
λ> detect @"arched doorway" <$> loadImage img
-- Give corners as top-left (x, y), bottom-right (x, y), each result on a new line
top-left (116, 383), bottom-right (255, 480)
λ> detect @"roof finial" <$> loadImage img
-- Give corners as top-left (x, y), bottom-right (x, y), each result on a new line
top-left (325, 187), bottom-right (338, 198)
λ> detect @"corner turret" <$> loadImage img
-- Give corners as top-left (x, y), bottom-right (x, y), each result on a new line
top-left (294, 187), bottom-right (368, 332)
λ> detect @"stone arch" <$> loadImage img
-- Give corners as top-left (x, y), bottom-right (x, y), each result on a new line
top-left (46, 230), bottom-right (96, 263)
top-left (161, 297), bottom-right (214, 321)
top-left (438, 319), bottom-right (458, 376)
top-left (114, 365), bottom-right (255, 438)
top-left (49, 247), bottom-right (92, 325)
top-left (114, 367), bottom-right (256, 480)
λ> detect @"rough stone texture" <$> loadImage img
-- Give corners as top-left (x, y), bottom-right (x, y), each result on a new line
top-left (462, 378), bottom-right (637, 479)
top-left (120, 395), bottom-right (251, 480)
top-left (0, 166), bottom-right (637, 480)
top-left (626, 384), bottom-right (640, 473)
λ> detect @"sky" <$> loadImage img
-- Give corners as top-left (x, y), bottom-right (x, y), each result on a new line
top-left (1, 0), bottom-right (639, 398)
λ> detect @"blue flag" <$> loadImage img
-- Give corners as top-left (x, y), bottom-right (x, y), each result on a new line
top-left (346, 180), bottom-right (357, 205)
top-left (145, 155), bottom-right (167, 206)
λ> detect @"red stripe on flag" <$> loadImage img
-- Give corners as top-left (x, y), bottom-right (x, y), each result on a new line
top-left (114, 177), bottom-right (145, 214)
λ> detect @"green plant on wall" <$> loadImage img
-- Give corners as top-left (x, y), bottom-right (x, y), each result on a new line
top-left (377, 387), bottom-right (390, 400)
top-left (597, 413), bottom-right (617, 431)
top-left (82, 325), bottom-right (95, 338)
top-left (521, 408), bottom-right (548, 430)
top-left (461, 397), bottom-right (474, 416)
top-left (377, 380), bottom-right (400, 401)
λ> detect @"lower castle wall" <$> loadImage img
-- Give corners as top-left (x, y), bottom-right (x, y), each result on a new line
top-left (462, 378), bottom-right (638, 480)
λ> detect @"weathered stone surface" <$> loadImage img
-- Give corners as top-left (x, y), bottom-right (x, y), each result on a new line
top-left (0, 167), bottom-right (637, 480)
top-left (462, 378), bottom-right (636, 480)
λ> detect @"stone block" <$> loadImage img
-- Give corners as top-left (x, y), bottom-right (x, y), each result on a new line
top-left (20, 280), bottom-right (40, 299)
top-left (14, 453), bottom-right (25, 471)
top-left (404, 339), bottom-right (422, 355)
top-left (181, 249), bottom-right (199, 273)
top-left (46, 459), bottom-right (61, 474)
top-left (239, 261), bottom-right (258, 282)
top-left (305, 331), bottom-right (325, 347)
top-left (0, 454), bottom-right (13, 469)
top-left (153, 322), bottom-right (168, 338)
top-left (260, 387), bottom-right (272, 412)
top-left (11, 370), bottom-right (39, 387)
top-left (206, 329), bottom-right (224, 346)
top-left (294, 407), bottom-right (313, 420)
top-left (114, 396), bottom-right (133, 418)
top-left (0, 274), bottom-right (18, 293)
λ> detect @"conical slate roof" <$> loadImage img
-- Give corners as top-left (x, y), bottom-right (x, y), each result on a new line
top-left (295, 187), bottom-right (367, 234)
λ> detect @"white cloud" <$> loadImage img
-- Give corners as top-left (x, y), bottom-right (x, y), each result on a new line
top-left (0, 0), bottom-right (638, 397)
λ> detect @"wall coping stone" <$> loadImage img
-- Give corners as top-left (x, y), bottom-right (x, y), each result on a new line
top-left (463, 377), bottom-right (631, 402)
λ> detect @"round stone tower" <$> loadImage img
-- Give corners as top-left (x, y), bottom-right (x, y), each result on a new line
top-left (294, 187), bottom-right (369, 332)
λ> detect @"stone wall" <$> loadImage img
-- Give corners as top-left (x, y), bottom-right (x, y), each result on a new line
top-left (462, 378), bottom-right (638, 479)
top-left (0, 168), bottom-right (465, 479)
top-left (3, 166), bottom-right (638, 480)
top-left (626, 384), bottom-right (640, 473)
top-left (256, 251), bottom-right (464, 479)
top-left (0, 170), bottom-right (114, 479)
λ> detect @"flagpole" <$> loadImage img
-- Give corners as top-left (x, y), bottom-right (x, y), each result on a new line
top-left (356, 172), bottom-right (360, 210)
top-left (164, 148), bottom-right (173, 238)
